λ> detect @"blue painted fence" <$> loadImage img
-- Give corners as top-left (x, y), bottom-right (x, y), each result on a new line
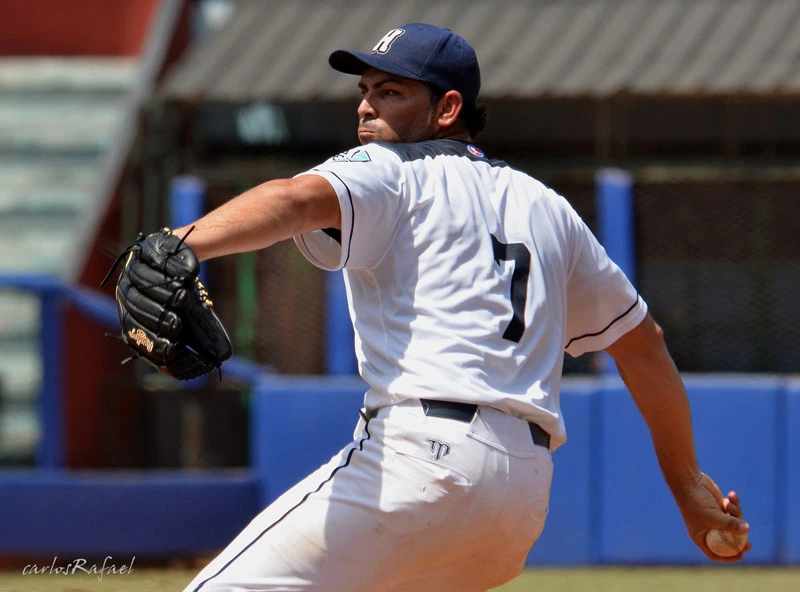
top-left (250, 374), bottom-right (797, 566)
top-left (0, 273), bottom-right (797, 564)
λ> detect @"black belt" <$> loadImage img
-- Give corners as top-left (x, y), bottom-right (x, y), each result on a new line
top-left (420, 399), bottom-right (551, 450)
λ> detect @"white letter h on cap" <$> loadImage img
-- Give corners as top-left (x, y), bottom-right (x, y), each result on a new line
top-left (372, 29), bottom-right (405, 54)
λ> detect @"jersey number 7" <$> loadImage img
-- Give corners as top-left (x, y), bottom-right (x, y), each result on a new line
top-left (491, 234), bottom-right (531, 343)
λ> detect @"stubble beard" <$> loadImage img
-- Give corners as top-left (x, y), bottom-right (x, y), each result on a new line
top-left (358, 107), bottom-right (438, 145)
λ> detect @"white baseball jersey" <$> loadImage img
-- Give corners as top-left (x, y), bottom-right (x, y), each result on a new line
top-left (294, 139), bottom-right (647, 450)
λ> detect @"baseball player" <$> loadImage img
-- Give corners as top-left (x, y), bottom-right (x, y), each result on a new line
top-left (178, 23), bottom-right (750, 592)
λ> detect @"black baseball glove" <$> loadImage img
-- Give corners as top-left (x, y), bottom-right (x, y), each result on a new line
top-left (102, 228), bottom-right (233, 380)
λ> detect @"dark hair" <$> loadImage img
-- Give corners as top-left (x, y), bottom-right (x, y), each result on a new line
top-left (427, 85), bottom-right (488, 138)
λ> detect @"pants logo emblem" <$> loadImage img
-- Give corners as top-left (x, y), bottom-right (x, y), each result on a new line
top-left (425, 439), bottom-right (450, 460)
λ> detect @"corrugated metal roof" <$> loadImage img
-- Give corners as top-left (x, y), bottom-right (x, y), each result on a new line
top-left (161, 0), bottom-right (800, 100)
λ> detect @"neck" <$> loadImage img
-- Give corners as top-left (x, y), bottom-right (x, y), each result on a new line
top-left (433, 122), bottom-right (472, 142)
top-left (436, 130), bottom-right (472, 142)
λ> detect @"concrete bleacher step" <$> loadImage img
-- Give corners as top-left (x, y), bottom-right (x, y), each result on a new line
top-left (0, 337), bottom-right (40, 462)
top-left (0, 215), bottom-right (86, 276)
top-left (0, 156), bottom-right (103, 214)
top-left (0, 403), bottom-right (39, 461)
top-left (0, 150), bottom-right (104, 284)
top-left (0, 57), bottom-right (138, 93)
top-left (0, 339), bottom-right (39, 402)
top-left (0, 94), bottom-right (129, 153)
top-left (0, 57), bottom-right (137, 153)
top-left (0, 58), bottom-right (136, 276)
top-left (0, 291), bottom-right (39, 337)
top-left (0, 57), bottom-right (138, 463)
top-left (0, 155), bottom-right (105, 276)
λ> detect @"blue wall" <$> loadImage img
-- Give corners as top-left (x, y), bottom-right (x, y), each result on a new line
top-left (0, 472), bottom-right (259, 557)
top-left (248, 374), bottom-right (796, 566)
top-left (595, 375), bottom-right (779, 564)
top-left (0, 374), bottom-right (796, 564)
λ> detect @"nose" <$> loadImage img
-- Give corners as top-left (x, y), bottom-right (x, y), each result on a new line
top-left (358, 95), bottom-right (376, 120)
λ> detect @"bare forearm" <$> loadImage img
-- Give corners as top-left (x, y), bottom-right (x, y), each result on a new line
top-left (174, 181), bottom-right (296, 261)
top-left (606, 316), bottom-right (753, 561)
top-left (174, 176), bottom-right (340, 262)
top-left (607, 316), bottom-right (701, 494)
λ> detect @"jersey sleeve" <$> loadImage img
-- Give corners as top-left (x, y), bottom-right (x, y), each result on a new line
top-left (563, 207), bottom-right (648, 357)
top-left (292, 145), bottom-right (405, 271)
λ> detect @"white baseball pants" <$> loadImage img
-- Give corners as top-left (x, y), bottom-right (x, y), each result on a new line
top-left (184, 400), bottom-right (553, 592)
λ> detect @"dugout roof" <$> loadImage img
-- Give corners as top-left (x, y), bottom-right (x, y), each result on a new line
top-left (161, 0), bottom-right (800, 101)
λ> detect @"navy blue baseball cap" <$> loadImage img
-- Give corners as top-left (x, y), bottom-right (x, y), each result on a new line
top-left (329, 23), bottom-right (481, 109)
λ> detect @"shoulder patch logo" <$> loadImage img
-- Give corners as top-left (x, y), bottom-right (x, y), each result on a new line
top-left (348, 149), bottom-right (371, 162)
top-left (372, 29), bottom-right (405, 54)
top-left (332, 148), bottom-right (372, 163)
top-left (467, 144), bottom-right (484, 157)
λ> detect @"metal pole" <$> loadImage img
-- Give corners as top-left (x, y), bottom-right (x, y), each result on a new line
top-left (170, 175), bottom-right (207, 282)
top-left (169, 175), bottom-right (206, 229)
top-left (596, 168), bottom-right (636, 286)
top-left (37, 288), bottom-right (64, 469)
top-left (596, 169), bottom-right (636, 374)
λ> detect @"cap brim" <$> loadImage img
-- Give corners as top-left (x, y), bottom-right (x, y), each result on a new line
top-left (329, 49), bottom-right (427, 83)
top-left (328, 50), bottom-right (373, 75)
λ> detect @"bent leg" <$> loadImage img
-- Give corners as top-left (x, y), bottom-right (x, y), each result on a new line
top-left (184, 405), bottom-right (553, 592)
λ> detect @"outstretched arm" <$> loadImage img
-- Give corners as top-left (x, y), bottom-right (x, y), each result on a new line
top-left (604, 314), bottom-right (751, 562)
top-left (173, 175), bottom-right (341, 261)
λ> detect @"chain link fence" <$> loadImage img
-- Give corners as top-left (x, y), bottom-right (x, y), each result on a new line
top-left (634, 171), bottom-right (800, 373)
top-left (502, 165), bottom-right (800, 375)
top-left (203, 171), bottom-right (327, 375)
top-left (171, 163), bottom-right (800, 377)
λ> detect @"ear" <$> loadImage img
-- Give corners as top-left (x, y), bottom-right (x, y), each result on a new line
top-left (436, 90), bottom-right (464, 128)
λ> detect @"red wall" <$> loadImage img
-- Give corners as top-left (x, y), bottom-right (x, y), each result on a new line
top-left (0, 0), bottom-right (160, 56)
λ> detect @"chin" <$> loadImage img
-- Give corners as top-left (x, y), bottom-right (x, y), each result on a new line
top-left (359, 128), bottom-right (401, 144)
top-left (358, 130), bottom-right (376, 145)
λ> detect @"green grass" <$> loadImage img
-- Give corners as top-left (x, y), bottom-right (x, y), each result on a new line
top-left (0, 566), bottom-right (799, 592)
top-left (494, 567), bottom-right (800, 592)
